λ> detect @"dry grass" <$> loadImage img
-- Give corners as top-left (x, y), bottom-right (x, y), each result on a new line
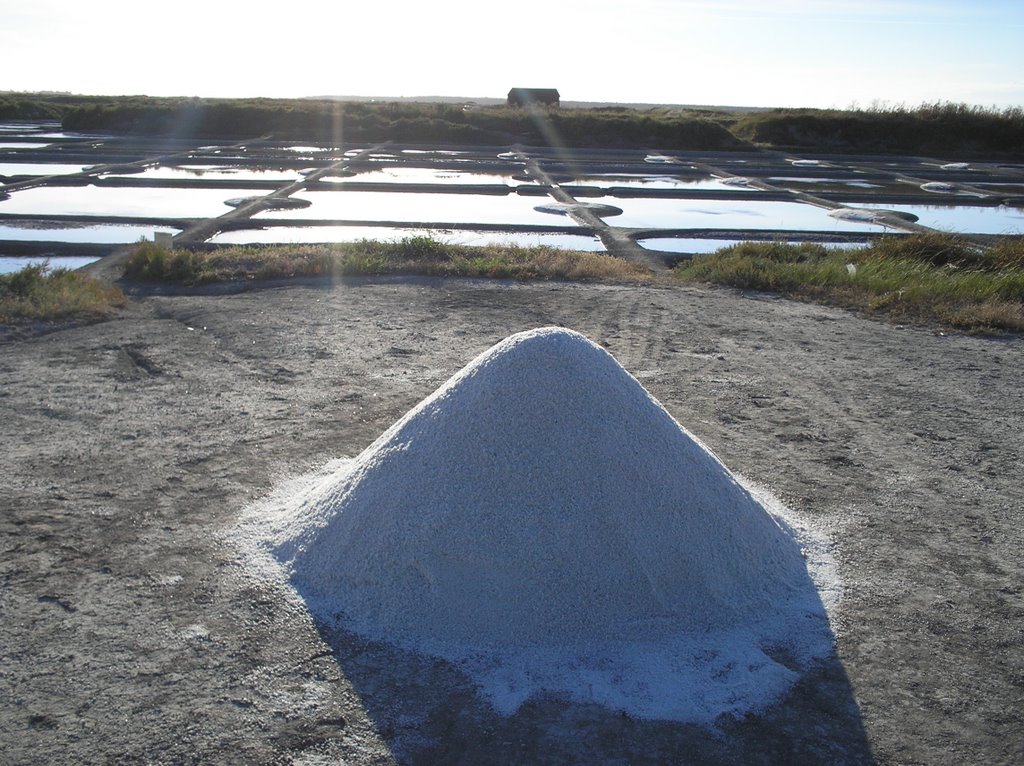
top-left (0, 262), bottom-right (126, 324)
top-left (673, 235), bottom-right (1024, 333)
top-left (124, 238), bottom-right (654, 285)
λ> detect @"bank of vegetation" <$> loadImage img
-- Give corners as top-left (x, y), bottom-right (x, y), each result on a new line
top-left (1, 94), bottom-right (739, 150)
top-left (123, 238), bottom-right (653, 284)
top-left (673, 234), bottom-right (1024, 333)
top-left (122, 234), bottom-right (1024, 332)
top-left (6, 234), bottom-right (1021, 333)
top-left (731, 102), bottom-right (1024, 156)
top-left (3, 93), bottom-right (1020, 156)
top-left (0, 262), bottom-right (125, 324)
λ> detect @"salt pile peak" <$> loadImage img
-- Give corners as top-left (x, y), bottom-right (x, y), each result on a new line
top-left (261, 327), bottom-right (836, 722)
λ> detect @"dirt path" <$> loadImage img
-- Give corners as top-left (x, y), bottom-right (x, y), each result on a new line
top-left (1, 277), bottom-right (1021, 764)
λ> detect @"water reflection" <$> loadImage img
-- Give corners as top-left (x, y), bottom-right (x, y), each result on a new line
top-left (0, 223), bottom-right (179, 243)
top-left (117, 165), bottom-right (303, 182)
top-left (568, 175), bottom-right (754, 191)
top-left (253, 190), bottom-right (567, 226)
top-left (0, 256), bottom-right (99, 274)
top-left (0, 163), bottom-right (89, 177)
top-left (0, 185), bottom-right (267, 218)
top-left (637, 237), bottom-right (870, 254)
top-left (608, 198), bottom-right (890, 231)
top-left (844, 202), bottom-right (1024, 235)
top-left (208, 226), bottom-right (603, 250)
top-left (323, 167), bottom-right (527, 185)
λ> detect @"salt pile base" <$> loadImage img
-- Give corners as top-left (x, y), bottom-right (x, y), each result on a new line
top-left (254, 327), bottom-right (837, 724)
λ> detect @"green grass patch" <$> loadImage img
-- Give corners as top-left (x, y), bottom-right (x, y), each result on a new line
top-left (0, 262), bottom-right (126, 324)
top-left (673, 234), bottom-right (1024, 333)
top-left (124, 238), bottom-right (654, 285)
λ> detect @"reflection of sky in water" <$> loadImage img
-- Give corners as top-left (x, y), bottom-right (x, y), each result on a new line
top-left (0, 256), bottom-right (99, 274)
top-left (326, 167), bottom-right (528, 185)
top-left (0, 223), bottom-right (178, 243)
top-left (401, 150), bottom-right (472, 157)
top-left (254, 190), bottom-right (567, 226)
top-left (607, 198), bottom-right (888, 230)
top-left (0, 185), bottom-right (266, 218)
top-left (976, 183), bottom-right (1024, 194)
top-left (209, 226), bottom-right (603, 250)
top-left (0, 142), bottom-right (51, 149)
top-left (766, 177), bottom-right (915, 195)
top-left (845, 202), bottom-right (1024, 235)
top-left (769, 176), bottom-right (885, 187)
top-left (118, 165), bottom-right (302, 182)
top-left (637, 238), bottom-right (870, 254)
top-left (566, 175), bottom-right (750, 191)
top-left (0, 163), bottom-right (89, 176)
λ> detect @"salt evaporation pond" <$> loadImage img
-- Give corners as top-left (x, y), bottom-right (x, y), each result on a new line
top-left (0, 185), bottom-right (268, 218)
top-left (0, 163), bottom-right (89, 177)
top-left (244, 327), bottom-right (838, 723)
top-left (113, 165), bottom-right (304, 182)
top-left (0, 223), bottom-right (179, 243)
top-left (321, 167), bottom-right (530, 186)
top-left (209, 225), bottom-right (604, 250)
top-left (253, 190), bottom-right (570, 226)
top-left (605, 198), bottom-right (891, 231)
top-left (765, 177), bottom-right (918, 195)
top-left (976, 183), bottom-right (1024, 195)
top-left (566, 175), bottom-right (758, 191)
top-left (637, 237), bottom-right (869, 254)
top-left (844, 202), bottom-right (1024, 235)
top-left (0, 256), bottom-right (99, 275)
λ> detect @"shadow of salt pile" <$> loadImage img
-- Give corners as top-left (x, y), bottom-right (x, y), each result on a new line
top-left (256, 327), bottom-right (874, 764)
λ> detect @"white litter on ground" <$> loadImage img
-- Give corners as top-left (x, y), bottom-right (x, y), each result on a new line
top-left (245, 327), bottom-right (839, 724)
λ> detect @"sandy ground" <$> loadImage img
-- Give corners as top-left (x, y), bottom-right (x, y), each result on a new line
top-left (1, 276), bottom-right (1022, 765)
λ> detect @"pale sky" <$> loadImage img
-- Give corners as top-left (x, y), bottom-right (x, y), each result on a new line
top-left (2, 0), bottom-right (1022, 108)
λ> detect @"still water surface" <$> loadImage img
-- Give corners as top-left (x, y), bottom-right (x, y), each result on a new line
top-left (0, 185), bottom-right (266, 218)
top-left (254, 190), bottom-right (565, 226)
top-left (209, 225), bottom-right (603, 250)
top-left (0, 256), bottom-right (99, 274)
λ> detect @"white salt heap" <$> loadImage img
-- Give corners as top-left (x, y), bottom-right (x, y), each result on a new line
top-left (255, 327), bottom-right (837, 723)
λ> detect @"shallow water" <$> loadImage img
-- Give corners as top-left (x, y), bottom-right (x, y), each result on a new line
top-left (0, 256), bottom-right (99, 274)
top-left (253, 190), bottom-right (567, 226)
top-left (0, 163), bottom-right (90, 177)
top-left (401, 149), bottom-right (472, 157)
top-left (209, 225), bottom-right (604, 250)
top-left (0, 222), bottom-right (178, 243)
top-left (322, 167), bottom-right (529, 185)
top-left (636, 237), bottom-right (870, 254)
top-left (606, 198), bottom-right (890, 231)
top-left (976, 183), bottom-right (1024, 195)
top-left (115, 165), bottom-right (303, 182)
top-left (766, 177), bottom-right (911, 194)
top-left (844, 202), bottom-right (1024, 235)
top-left (0, 185), bottom-right (267, 218)
top-left (566, 175), bottom-right (753, 191)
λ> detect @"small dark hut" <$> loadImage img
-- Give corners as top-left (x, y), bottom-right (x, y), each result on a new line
top-left (507, 88), bottom-right (560, 108)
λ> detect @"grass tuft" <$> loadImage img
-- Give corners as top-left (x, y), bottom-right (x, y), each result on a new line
top-left (123, 238), bottom-right (653, 285)
top-left (0, 262), bottom-right (126, 324)
top-left (673, 235), bottom-right (1024, 333)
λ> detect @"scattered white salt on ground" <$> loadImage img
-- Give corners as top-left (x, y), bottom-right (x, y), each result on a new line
top-left (243, 327), bottom-right (839, 724)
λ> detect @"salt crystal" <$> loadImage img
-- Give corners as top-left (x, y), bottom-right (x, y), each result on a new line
top-left (252, 327), bottom-right (837, 723)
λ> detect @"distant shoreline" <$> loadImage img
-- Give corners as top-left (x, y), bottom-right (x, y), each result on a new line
top-left (2, 92), bottom-right (1021, 158)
